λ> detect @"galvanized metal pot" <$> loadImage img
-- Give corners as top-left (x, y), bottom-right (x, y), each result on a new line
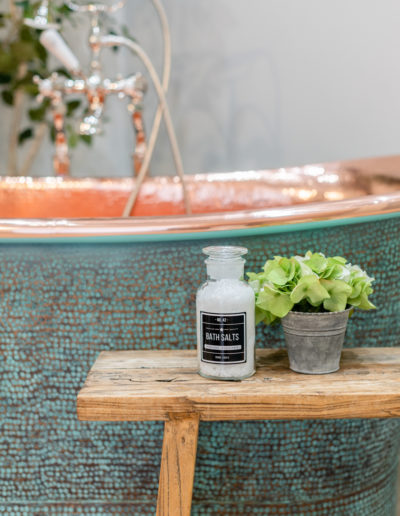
top-left (281, 308), bottom-right (352, 374)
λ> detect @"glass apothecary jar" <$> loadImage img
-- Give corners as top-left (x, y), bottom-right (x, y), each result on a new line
top-left (196, 246), bottom-right (255, 380)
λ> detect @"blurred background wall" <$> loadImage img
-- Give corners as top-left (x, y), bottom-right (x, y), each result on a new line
top-left (1, 0), bottom-right (400, 177)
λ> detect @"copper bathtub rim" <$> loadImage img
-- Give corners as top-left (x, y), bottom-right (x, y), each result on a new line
top-left (0, 191), bottom-right (399, 241)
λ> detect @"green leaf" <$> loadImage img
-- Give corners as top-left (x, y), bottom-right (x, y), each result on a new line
top-left (281, 258), bottom-right (296, 282)
top-left (263, 258), bottom-right (285, 284)
top-left (66, 99), bottom-right (81, 117)
top-left (332, 256), bottom-right (347, 265)
top-left (28, 103), bottom-right (47, 122)
top-left (263, 257), bottom-right (296, 286)
top-left (54, 68), bottom-right (72, 79)
top-left (257, 286), bottom-right (293, 319)
top-left (290, 275), bottom-right (314, 304)
top-left (294, 257), bottom-right (313, 278)
top-left (34, 39), bottom-right (48, 64)
top-left (290, 275), bottom-right (330, 305)
top-left (20, 25), bottom-right (35, 43)
top-left (15, 72), bottom-right (37, 91)
top-left (23, 83), bottom-right (39, 96)
top-left (10, 40), bottom-right (37, 62)
top-left (0, 50), bottom-right (16, 74)
top-left (49, 124), bottom-right (56, 143)
top-left (15, 0), bottom-right (30, 12)
top-left (68, 130), bottom-right (78, 148)
top-left (28, 99), bottom-right (50, 121)
top-left (55, 3), bottom-right (74, 16)
top-left (348, 278), bottom-right (375, 310)
top-left (321, 279), bottom-right (352, 312)
top-left (79, 134), bottom-right (92, 145)
top-left (349, 279), bottom-right (363, 300)
top-left (18, 127), bottom-right (33, 144)
top-left (0, 73), bottom-right (11, 84)
top-left (352, 292), bottom-right (376, 311)
top-left (255, 306), bottom-right (266, 325)
top-left (304, 252), bottom-right (327, 274)
top-left (348, 267), bottom-right (375, 311)
top-left (1, 90), bottom-right (14, 105)
top-left (246, 272), bottom-right (261, 282)
top-left (262, 312), bottom-right (278, 325)
top-left (265, 267), bottom-right (288, 286)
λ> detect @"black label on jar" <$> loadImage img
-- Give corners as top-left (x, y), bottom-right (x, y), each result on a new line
top-left (201, 311), bottom-right (246, 364)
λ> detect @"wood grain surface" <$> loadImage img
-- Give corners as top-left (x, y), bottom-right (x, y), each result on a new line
top-left (77, 348), bottom-right (400, 422)
top-left (156, 414), bottom-right (199, 516)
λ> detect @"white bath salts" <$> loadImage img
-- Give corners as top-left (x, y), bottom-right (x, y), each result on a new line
top-left (196, 246), bottom-right (255, 380)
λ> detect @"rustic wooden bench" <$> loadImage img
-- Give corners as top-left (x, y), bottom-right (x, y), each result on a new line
top-left (77, 348), bottom-right (400, 516)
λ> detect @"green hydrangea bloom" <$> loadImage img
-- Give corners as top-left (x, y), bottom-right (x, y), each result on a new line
top-left (248, 252), bottom-right (376, 325)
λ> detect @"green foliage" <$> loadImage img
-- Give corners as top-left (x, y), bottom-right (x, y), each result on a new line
top-left (79, 134), bottom-right (92, 145)
top-left (66, 99), bottom-right (81, 117)
top-left (18, 126), bottom-right (33, 143)
top-left (1, 1), bottom-right (142, 173)
top-left (0, 2), bottom-right (90, 155)
top-left (247, 252), bottom-right (376, 326)
top-left (1, 89), bottom-right (14, 105)
top-left (28, 97), bottom-right (50, 121)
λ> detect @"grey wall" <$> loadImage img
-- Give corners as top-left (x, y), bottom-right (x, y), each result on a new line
top-left (1, 0), bottom-right (400, 177)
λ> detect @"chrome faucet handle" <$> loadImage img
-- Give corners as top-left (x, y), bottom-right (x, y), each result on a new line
top-left (128, 74), bottom-right (148, 96)
top-left (34, 74), bottom-right (62, 101)
top-left (24, 0), bottom-right (61, 30)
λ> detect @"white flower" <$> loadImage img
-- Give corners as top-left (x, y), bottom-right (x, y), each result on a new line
top-left (347, 263), bottom-right (374, 283)
top-left (336, 265), bottom-right (351, 282)
top-left (294, 256), bottom-right (314, 277)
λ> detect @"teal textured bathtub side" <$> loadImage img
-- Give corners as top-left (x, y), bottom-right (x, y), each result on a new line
top-left (1, 217), bottom-right (400, 515)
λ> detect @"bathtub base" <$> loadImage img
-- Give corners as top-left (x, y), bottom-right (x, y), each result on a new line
top-left (2, 216), bottom-right (400, 514)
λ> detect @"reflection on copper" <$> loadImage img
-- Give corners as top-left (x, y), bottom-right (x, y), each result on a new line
top-left (53, 109), bottom-right (70, 176)
top-left (131, 107), bottom-right (147, 176)
top-left (0, 154), bottom-right (399, 239)
top-left (324, 191), bottom-right (345, 202)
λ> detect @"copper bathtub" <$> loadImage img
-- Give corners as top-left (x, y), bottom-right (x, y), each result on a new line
top-left (0, 154), bottom-right (400, 240)
top-left (2, 155), bottom-right (400, 515)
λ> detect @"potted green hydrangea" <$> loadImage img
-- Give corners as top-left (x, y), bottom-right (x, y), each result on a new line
top-left (248, 252), bottom-right (376, 374)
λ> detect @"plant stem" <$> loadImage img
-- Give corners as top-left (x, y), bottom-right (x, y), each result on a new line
top-left (20, 122), bottom-right (47, 176)
top-left (6, 0), bottom-right (19, 44)
top-left (9, 0), bottom-right (17, 19)
top-left (7, 62), bottom-right (27, 176)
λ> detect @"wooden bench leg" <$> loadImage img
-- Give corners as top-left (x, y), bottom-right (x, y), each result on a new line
top-left (156, 414), bottom-right (200, 516)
